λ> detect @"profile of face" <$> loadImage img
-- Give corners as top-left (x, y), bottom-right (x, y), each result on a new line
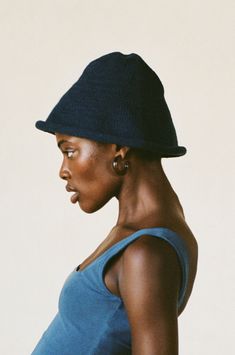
top-left (56, 133), bottom-right (126, 213)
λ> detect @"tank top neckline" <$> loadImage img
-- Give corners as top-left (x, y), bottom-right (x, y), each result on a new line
top-left (73, 226), bottom-right (185, 274)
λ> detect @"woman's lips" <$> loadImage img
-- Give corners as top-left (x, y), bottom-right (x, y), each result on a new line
top-left (71, 192), bottom-right (79, 204)
top-left (66, 185), bottom-right (79, 204)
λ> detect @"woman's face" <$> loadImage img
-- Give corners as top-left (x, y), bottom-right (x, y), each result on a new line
top-left (56, 133), bottom-right (121, 213)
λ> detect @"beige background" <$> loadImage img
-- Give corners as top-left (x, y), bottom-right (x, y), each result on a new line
top-left (1, 1), bottom-right (234, 354)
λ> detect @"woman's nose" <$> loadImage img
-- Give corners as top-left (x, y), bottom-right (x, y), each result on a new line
top-left (59, 163), bottom-right (71, 180)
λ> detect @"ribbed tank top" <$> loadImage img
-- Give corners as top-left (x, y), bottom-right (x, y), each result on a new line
top-left (32, 227), bottom-right (189, 355)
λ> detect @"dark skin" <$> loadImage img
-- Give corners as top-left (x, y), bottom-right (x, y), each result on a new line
top-left (56, 133), bottom-right (198, 355)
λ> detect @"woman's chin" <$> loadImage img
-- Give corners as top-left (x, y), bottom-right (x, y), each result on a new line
top-left (79, 199), bottom-right (109, 214)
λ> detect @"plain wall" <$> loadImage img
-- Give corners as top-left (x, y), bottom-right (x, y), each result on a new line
top-left (0, 0), bottom-right (234, 354)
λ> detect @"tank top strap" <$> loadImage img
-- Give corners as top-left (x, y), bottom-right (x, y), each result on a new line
top-left (99, 227), bottom-right (189, 309)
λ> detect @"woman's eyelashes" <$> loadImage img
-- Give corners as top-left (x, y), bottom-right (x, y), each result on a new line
top-left (63, 150), bottom-right (75, 158)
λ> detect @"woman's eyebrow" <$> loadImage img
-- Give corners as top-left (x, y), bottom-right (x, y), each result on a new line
top-left (57, 139), bottom-right (70, 149)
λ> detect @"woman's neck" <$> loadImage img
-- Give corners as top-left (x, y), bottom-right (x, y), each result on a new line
top-left (115, 159), bottom-right (184, 228)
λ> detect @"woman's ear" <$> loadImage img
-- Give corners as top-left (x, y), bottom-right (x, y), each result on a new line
top-left (115, 145), bottom-right (131, 159)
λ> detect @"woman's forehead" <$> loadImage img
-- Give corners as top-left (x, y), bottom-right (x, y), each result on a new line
top-left (55, 133), bottom-right (112, 151)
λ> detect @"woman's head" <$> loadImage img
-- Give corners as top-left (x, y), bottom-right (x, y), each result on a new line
top-left (35, 53), bottom-right (186, 210)
top-left (56, 132), bottom-right (162, 213)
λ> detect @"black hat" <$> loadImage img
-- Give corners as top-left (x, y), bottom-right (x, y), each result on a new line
top-left (36, 52), bottom-right (187, 157)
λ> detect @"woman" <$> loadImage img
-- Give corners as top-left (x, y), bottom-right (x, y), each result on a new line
top-left (32, 52), bottom-right (198, 354)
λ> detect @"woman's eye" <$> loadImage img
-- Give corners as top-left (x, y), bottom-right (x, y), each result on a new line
top-left (66, 151), bottom-right (74, 158)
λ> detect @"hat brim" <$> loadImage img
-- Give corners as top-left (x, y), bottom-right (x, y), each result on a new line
top-left (35, 120), bottom-right (187, 158)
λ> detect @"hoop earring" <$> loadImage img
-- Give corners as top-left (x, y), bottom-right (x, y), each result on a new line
top-left (112, 155), bottom-right (129, 176)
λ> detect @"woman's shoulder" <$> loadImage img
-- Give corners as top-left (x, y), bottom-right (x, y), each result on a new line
top-left (115, 221), bottom-right (198, 314)
top-left (120, 233), bottom-right (183, 285)
top-left (113, 220), bottom-right (198, 259)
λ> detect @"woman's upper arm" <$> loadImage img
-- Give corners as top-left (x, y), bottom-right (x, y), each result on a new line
top-left (118, 236), bottom-right (181, 355)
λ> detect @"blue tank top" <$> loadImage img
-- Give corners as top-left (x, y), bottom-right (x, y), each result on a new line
top-left (32, 227), bottom-right (189, 355)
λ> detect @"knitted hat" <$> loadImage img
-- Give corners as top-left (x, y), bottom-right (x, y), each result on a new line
top-left (35, 52), bottom-right (187, 157)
